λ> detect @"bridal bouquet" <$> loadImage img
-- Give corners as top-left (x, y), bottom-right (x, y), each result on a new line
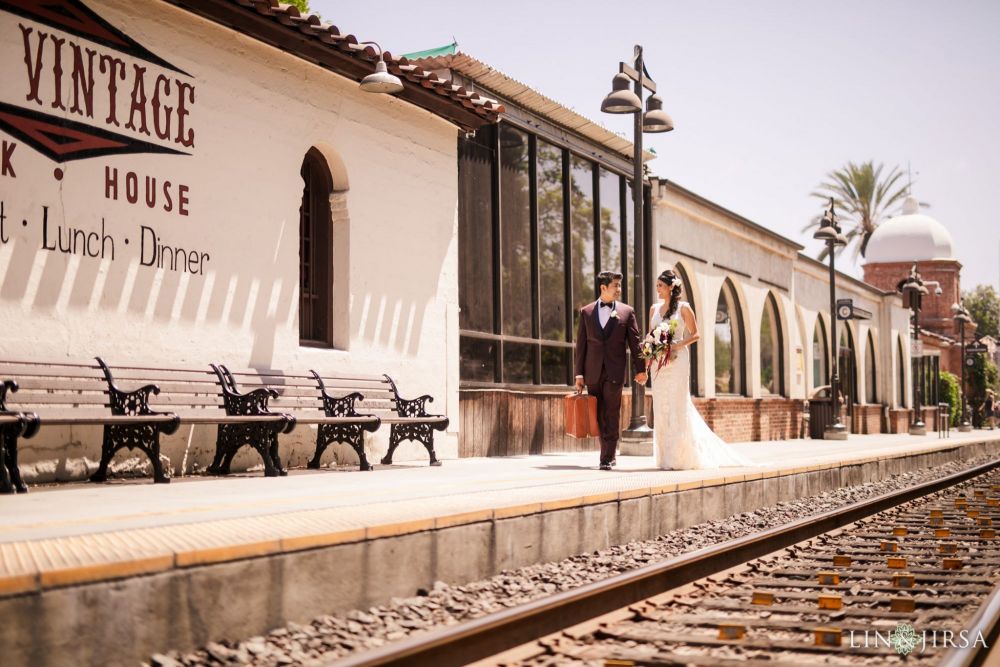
top-left (641, 318), bottom-right (679, 375)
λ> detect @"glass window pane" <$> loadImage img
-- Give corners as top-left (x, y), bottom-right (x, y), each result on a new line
top-left (503, 342), bottom-right (535, 384)
top-left (598, 167), bottom-right (621, 277)
top-left (537, 140), bottom-right (566, 342)
top-left (541, 346), bottom-right (570, 385)
top-left (760, 305), bottom-right (775, 395)
top-left (458, 130), bottom-right (494, 333)
top-left (499, 125), bottom-right (531, 338)
top-left (570, 155), bottom-right (595, 331)
top-left (460, 336), bottom-right (496, 382)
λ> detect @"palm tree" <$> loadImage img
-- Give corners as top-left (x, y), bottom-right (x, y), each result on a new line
top-left (804, 161), bottom-right (916, 261)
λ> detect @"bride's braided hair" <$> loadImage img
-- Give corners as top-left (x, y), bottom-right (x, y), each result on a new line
top-left (658, 269), bottom-right (683, 319)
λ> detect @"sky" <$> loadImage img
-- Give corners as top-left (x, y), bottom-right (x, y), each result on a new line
top-left (313, 0), bottom-right (1000, 292)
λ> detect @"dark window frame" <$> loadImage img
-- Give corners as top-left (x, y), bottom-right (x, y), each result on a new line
top-left (458, 121), bottom-right (648, 388)
top-left (299, 147), bottom-right (334, 347)
top-left (760, 292), bottom-right (785, 397)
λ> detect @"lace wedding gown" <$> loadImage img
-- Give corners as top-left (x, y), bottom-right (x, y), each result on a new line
top-left (650, 302), bottom-right (754, 470)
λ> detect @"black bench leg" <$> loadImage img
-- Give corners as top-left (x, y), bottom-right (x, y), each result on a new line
top-left (380, 429), bottom-right (402, 466)
top-left (208, 428), bottom-right (235, 475)
top-left (4, 430), bottom-right (28, 493)
top-left (308, 435), bottom-right (330, 470)
top-left (89, 431), bottom-right (115, 483)
top-left (382, 425), bottom-right (442, 467)
top-left (268, 431), bottom-right (286, 477)
top-left (0, 429), bottom-right (14, 494)
top-left (147, 438), bottom-right (170, 484)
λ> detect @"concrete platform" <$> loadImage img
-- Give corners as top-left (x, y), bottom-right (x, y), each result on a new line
top-left (2, 431), bottom-right (1000, 666)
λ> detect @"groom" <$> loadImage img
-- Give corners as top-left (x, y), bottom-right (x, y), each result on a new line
top-left (574, 271), bottom-right (646, 470)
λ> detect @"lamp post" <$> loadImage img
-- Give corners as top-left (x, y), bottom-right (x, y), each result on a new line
top-left (897, 265), bottom-right (937, 435)
top-left (813, 198), bottom-right (848, 440)
top-left (952, 301), bottom-right (973, 431)
top-left (601, 45), bottom-right (673, 444)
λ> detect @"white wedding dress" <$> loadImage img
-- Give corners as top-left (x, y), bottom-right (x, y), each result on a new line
top-left (650, 301), bottom-right (755, 470)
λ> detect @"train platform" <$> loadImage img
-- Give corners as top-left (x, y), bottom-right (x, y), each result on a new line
top-left (3, 430), bottom-right (1000, 666)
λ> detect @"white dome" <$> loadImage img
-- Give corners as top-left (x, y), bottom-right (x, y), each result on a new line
top-left (865, 196), bottom-right (954, 263)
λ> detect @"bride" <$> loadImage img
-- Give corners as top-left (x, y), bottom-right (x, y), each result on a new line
top-left (646, 269), bottom-right (754, 470)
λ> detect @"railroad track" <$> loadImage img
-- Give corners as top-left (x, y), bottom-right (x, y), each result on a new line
top-left (332, 458), bottom-right (1000, 667)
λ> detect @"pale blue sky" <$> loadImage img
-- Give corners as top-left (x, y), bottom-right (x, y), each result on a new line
top-left (314, 0), bottom-right (1000, 292)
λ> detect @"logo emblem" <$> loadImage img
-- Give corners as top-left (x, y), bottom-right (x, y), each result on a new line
top-left (891, 623), bottom-right (919, 655)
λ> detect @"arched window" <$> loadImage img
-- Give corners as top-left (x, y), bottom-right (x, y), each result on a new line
top-left (299, 147), bottom-right (334, 346)
top-left (714, 280), bottom-right (745, 395)
top-left (760, 293), bottom-right (784, 396)
top-left (676, 263), bottom-right (699, 396)
top-left (839, 327), bottom-right (858, 410)
top-left (897, 336), bottom-right (906, 407)
top-left (865, 332), bottom-right (878, 403)
top-left (812, 317), bottom-right (828, 390)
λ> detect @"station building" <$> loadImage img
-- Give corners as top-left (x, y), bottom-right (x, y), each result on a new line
top-left (0, 1), bottom-right (964, 483)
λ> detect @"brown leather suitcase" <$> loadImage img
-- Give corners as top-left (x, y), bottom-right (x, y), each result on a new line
top-left (565, 392), bottom-right (600, 438)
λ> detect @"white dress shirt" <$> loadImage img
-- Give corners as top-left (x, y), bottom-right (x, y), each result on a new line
top-left (597, 300), bottom-right (615, 327)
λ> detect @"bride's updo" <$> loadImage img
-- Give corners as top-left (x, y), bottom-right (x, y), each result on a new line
top-left (658, 269), bottom-right (682, 320)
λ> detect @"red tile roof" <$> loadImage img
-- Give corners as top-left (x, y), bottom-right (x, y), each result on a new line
top-left (168, 0), bottom-right (504, 130)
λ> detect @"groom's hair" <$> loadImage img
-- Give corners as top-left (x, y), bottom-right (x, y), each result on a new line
top-left (596, 271), bottom-right (623, 289)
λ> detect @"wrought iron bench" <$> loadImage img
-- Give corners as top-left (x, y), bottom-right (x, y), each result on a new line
top-left (0, 380), bottom-right (40, 493)
top-left (219, 366), bottom-right (450, 469)
top-left (0, 358), bottom-right (295, 491)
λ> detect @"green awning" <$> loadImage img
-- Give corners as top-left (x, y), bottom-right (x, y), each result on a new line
top-left (401, 41), bottom-right (457, 60)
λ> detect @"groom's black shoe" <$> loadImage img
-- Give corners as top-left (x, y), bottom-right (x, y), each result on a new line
top-left (599, 462), bottom-right (612, 471)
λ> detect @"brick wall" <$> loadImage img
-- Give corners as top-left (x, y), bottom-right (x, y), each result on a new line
top-left (852, 404), bottom-right (884, 434)
top-left (692, 398), bottom-right (804, 443)
top-left (888, 408), bottom-right (912, 433)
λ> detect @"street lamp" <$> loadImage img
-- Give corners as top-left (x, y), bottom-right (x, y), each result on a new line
top-left (952, 301), bottom-right (973, 431)
top-left (601, 45), bottom-right (673, 445)
top-left (814, 198), bottom-right (848, 440)
top-left (897, 265), bottom-right (941, 435)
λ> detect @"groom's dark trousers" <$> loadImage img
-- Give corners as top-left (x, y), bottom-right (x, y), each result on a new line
top-left (574, 301), bottom-right (643, 466)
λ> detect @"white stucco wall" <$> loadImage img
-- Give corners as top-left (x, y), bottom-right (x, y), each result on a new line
top-left (0, 0), bottom-right (462, 479)
top-left (652, 184), bottom-right (912, 407)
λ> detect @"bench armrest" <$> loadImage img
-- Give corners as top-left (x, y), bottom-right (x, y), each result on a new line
top-left (215, 364), bottom-right (279, 416)
top-left (383, 375), bottom-right (444, 419)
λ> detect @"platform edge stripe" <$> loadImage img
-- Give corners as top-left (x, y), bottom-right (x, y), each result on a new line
top-left (280, 528), bottom-right (367, 552)
top-left (366, 518), bottom-right (436, 540)
top-left (541, 496), bottom-right (587, 511)
top-left (702, 476), bottom-right (729, 487)
top-left (434, 509), bottom-right (494, 530)
top-left (676, 479), bottom-right (703, 491)
top-left (618, 487), bottom-right (651, 501)
top-left (39, 554), bottom-right (174, 589)
top-left (174, 540), bottom-right (282, 567)
top-left (649, 483), bottom-right (678, 495)
top-left (493, 502), bottom-right (544, 519)
top-left (0, 572), bottom-right (40, 596)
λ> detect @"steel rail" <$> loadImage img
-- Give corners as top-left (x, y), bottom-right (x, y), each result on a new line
top-left (939, 581), bottom-right (1000, 667)
top-left (329, 456), bottom-right (1000, 667)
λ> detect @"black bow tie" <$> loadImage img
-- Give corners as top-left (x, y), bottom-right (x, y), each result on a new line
top-left (600, 301), bottom-right (615, 309)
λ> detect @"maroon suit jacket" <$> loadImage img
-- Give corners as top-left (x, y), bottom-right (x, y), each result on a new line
top-left (574, 301), bottom-right (642, 385)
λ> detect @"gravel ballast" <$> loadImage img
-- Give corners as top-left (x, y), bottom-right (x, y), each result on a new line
top-left (149, 453), bottom-right (998, 667)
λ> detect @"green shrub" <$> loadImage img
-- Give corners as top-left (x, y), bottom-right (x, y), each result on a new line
top-left (938, 371), bottom-right (961, 426)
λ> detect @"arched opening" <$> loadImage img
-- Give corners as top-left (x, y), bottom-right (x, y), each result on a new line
top-left (760, 292), bottom-right (784, 396)
top-left (839, 326), bottom-right (858, 417)
top-left (714, 279), bottom-right (746, 396)
top-left (299, 147), bottom-right (334, 346)
top-left (813, 316), bottom-right (829, 390)
top-left (897, 335), bottom-right (907, 407)
top-left (675, 263), bottom-right (699, 396)
top-left (865, 331), bottom-right (878, 403)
